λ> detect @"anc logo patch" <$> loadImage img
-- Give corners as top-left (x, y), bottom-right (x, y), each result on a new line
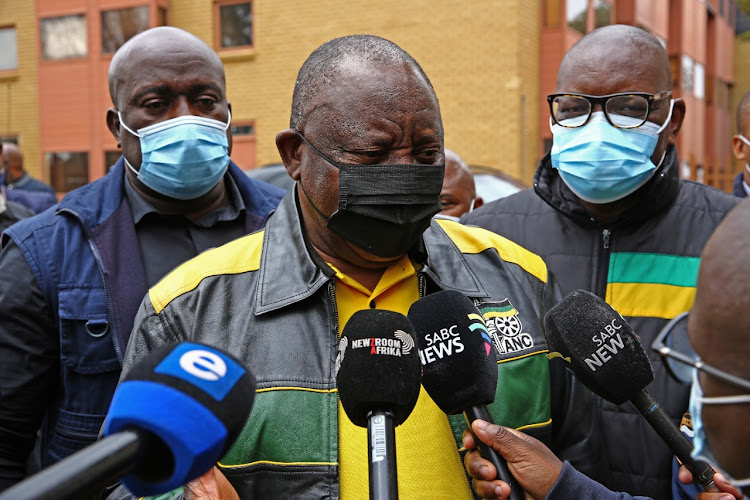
top-left (479, 299), bottom-right (535, 356)
top-left (467, 313), bottom-right (493, 356)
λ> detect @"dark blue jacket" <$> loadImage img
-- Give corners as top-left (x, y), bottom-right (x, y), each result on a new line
top-left (3, 188), bottom-right (57, 214)
top-left (1, 157), bottom-right (282, 470)
top-left (733, 171), bottom-right (748, 198)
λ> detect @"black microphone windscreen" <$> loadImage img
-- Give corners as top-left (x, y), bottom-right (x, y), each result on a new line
top-left (335, 310), bottom-right (421, 427)
top-left (104, 342), bottom-right (256, 495)
top-left (543, 289), bottom-right (653, 404)
top-left (407, 290), bottom-right (498, 415)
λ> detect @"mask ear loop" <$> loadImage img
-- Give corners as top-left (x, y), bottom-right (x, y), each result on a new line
top-left (117, 111), bottom-right (141, 138)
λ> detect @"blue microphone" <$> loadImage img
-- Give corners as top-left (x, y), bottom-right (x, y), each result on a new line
top-left (0, 342), bottom-right (255, 500)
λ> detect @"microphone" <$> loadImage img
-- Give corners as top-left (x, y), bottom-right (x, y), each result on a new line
top-left (543, 289), bottom-right (716, 490)
top-left (407, 290), bottom-right (525, 500)
top-left (335, 310), bottom-right (422, 500)
top-left (0, 342), bottom-right (255, 500)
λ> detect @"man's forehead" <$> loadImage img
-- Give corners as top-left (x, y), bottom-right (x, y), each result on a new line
top-left (557, 45), bottom-right (668, 95)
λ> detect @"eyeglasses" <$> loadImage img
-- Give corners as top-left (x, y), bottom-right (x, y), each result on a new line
top-left (547, 91), bottom-right (672, 129)
top-left (651, 312), bottom-right (750, 392)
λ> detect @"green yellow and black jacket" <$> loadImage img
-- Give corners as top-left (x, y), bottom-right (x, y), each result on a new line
top-left (462, 147), bottom-right (738, 499)
top-left (119, 190), bottom-right (575, 499)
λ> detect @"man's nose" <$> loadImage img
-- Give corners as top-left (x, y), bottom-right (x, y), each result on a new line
top-left (170, 97), bottom-right (193, 118)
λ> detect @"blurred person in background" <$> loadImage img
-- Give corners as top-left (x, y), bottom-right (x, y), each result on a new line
top-left (436, 149), bottom-right (483, 220)
top-left (731, 90), bottom-right (750, 198)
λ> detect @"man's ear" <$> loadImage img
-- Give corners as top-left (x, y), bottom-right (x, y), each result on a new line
top-left (276, 129), bottom-right (303, 180)
top-left (106, 108), bottom-right (122, 148)
top-left (732, 136), bottom-right (747, 161)
top-left (473, 196), bottom-right (484, 210)
top-left (667, 98), bottom-right (686, 146)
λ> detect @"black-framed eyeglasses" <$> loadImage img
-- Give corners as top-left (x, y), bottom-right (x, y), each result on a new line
top-left (547, 90), bottom-right (672, 129)
top-left (651, 311), bottom-right (750, 392)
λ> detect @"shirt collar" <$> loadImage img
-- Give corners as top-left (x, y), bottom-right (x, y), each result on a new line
top-left (124, 171), bottom-right (246, 226)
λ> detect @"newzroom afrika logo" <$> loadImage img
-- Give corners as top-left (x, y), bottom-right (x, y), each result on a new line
top-left (480, 299), bottom-right (534, 355)
top-left (335, 330), bottom-right (414, 374)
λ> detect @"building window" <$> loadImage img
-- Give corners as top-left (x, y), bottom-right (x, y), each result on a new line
top-left (0, 27), bottom-right (18, 71)
top-left (594, 0), bottom-right (612, 29)
top-left (157, 7), bottom-right (168, 27)
top-left (544, 0), bottom-right (561, 27)
top-left (230, 122), bottom-right (256, 169)
top-left (694, 63), bottom-right (705, 99)
top-left (45, 152), bottom-right (89, 192)
top-left (40, 15), bottom-right (87, 60)
top-left (567, 0), bottom-right (588, 34)
top-left (216, 1), bottom-right (252, 49)
top-left (681, 54), bottom-right (694, 93)
top-left (101, 6), bottom-right (150, 54)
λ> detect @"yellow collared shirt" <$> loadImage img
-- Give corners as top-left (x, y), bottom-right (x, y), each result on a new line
top-left (331, 255), bottom-right (472, 499)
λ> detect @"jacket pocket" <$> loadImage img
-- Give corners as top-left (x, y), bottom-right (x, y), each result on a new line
top-left (58, 285), bottom-right (120, 374)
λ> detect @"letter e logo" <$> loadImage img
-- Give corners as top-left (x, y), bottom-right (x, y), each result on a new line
top-left (179, 350), bottom-right (227, 381)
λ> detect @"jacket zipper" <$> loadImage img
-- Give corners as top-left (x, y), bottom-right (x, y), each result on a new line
top-left (328, 280), bottom-right (341, 482)
top-left (598, 228), bottom-right (612, 299)
top-left (58, 208), bottom-right (122, 364)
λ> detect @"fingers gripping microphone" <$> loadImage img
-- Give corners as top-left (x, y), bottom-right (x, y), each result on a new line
top-left (335, 310), bottom-right (422, 500)
top-left (0, 342), bottom-right (255, 500)
top-left (543, 289), bottom-right (716, 489)
top-left (407, 290), bottom-right (525, 500)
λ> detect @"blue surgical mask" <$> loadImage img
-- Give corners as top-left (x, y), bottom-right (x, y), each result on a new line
top-left (689, 368), bottom-right (750, 488)
top-left (119, 111), bottom-right (231, 200)
top-left (551, 101), bottom-right (674, 204)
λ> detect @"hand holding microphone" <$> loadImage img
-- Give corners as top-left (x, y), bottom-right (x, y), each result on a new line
top-left (543, 290), bottom-right (717, 491)
top-left (407, 290), bottom-right (526, 500)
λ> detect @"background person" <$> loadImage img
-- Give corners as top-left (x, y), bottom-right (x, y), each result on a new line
top-left (437, 148), bottom-right (483, 219)
top-left (0, 26), bottom-right (282, 490)
top-left (462, 24), bottom-right (738, 498)
top-left (0, 143), bottom-right (56, 195)
top-left (731, 91), bottom-right (750, 198)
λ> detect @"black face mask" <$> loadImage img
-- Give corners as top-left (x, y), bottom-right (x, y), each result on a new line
top-left (295, 130), bottom-right (444, 258)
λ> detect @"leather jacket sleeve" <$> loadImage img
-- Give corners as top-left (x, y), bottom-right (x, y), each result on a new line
top-left (0, 240), bottom-right (57, 490)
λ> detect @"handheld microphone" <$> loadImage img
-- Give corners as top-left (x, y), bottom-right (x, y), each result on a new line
top-left (335, 310), bottom-right (422, 500)
top-left (0, 342), bottom-right (255, 500)
top-left (407, 290), bottom-right (525, 500)
top-left (543, 289), bottom-right (716, 490)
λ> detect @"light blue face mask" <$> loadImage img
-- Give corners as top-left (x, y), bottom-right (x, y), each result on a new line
top-left (689, 368), bottom-right (750, 488)
top-left (119, 111), bottom-right (231, 200)
top-left (550, 101), bottom-right (674, 204)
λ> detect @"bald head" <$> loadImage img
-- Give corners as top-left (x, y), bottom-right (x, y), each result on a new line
top-left (1, 143), bottom-right (24, 180)
top-left (290, 34), bottom-right (435, 129)
top-left (439, 150), bottom-right (482, 218)
top-left (737, 90), bottom-right (750, 135)
top-left (108, 27), bottom-right (225, 109)
top-left (690, 199), bottom-right (750, 376)
top-left (557, 24), bottom-right (672, 92)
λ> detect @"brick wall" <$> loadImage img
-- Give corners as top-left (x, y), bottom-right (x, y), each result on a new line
top-left (0, 0), bottom-right (41, 179)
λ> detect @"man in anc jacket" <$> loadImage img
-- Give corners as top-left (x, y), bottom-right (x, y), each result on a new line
top-left (110, 35), bottom-right (587, 500)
